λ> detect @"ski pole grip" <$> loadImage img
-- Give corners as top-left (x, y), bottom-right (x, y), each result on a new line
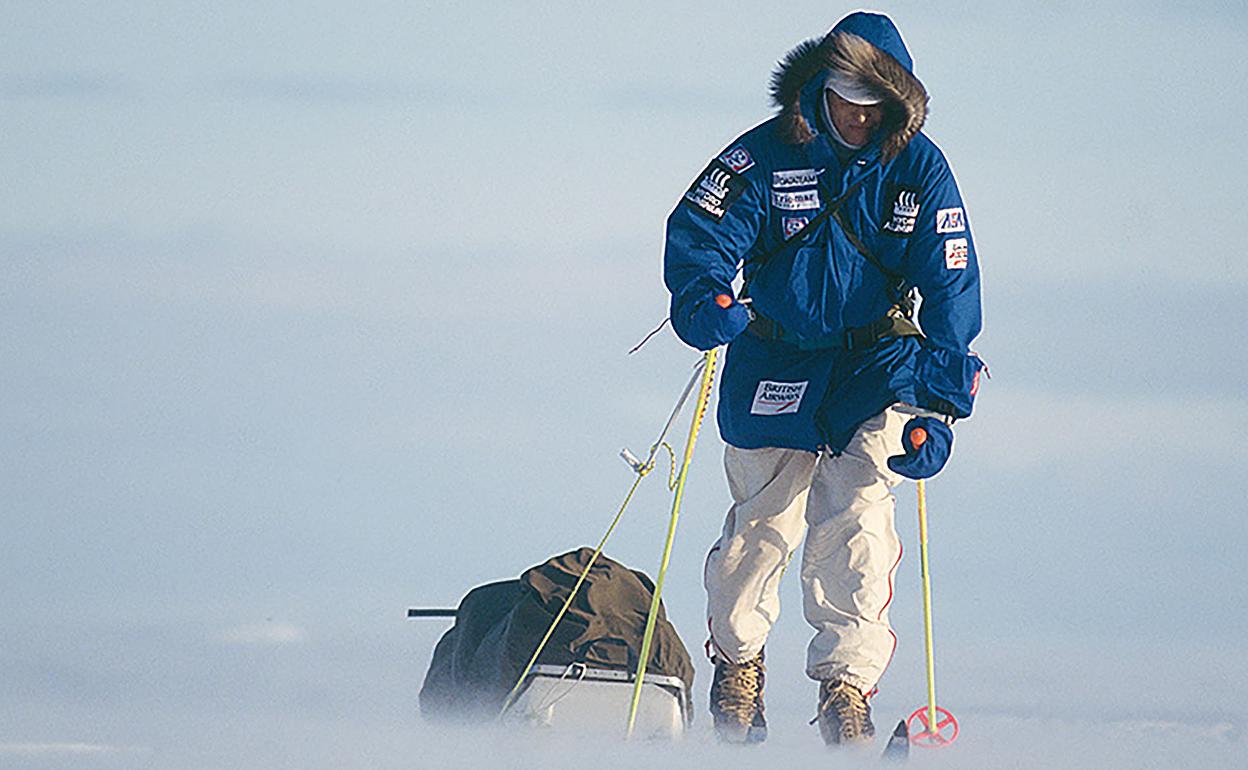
top-left (909, 427), bottom-right (928, 449)
top-left (714, 294), bottom-right (733, 309)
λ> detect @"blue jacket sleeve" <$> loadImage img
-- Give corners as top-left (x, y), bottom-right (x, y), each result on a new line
top-left (663, 144), bottom-right (767, 349)
top-left (900, 151), bottom-right (985, 417)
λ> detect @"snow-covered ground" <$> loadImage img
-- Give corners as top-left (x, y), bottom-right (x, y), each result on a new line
top-left (2, 595), bottom-right (1245, 769)
top-left (2, 653), bottom-right (1243, 769)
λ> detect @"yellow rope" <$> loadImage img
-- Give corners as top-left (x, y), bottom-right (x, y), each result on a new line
top-left (497, 468), bottom-right (648, 718)
top-left (496, 366), bottom-right (700, 719)
top-left (625, 348), bottom-right (719, 738)
top-left (657, 442), bottom-right (678, 491)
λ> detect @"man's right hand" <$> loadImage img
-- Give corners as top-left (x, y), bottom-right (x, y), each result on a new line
top-left (676, 293), bottom-right (750, 351)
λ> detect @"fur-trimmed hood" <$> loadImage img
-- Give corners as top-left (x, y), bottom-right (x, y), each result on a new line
top-left (770, 12), bottom-right (928, 160)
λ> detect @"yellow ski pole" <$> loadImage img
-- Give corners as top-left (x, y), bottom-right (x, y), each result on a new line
top-left (905, 431), bottom-right (959, 747)
top-left (917, 478), bottom-right (938, 732)
top-left (625, 347), bottom-right (718, 739)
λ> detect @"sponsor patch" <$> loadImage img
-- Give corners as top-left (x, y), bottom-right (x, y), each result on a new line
top-left (772, 189), bottom-right (820, 211)
top-left (936, 207), bottom-right (966, 234)
top-left (944, 237), bottom-right (969, 270)
top-left (882, 184), bottom-right (922, 237)
top-left (718, 145), bottom-right (755, 173)
top-left (771, 168), bottom-right (819, 189)
top-left (682, 160), bottom-right (746, 223)
top-left (750, 380), bottom-right (809, 416)
top-left (782, 216), bottom-right (809, 240)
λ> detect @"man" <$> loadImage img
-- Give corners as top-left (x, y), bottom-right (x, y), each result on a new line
top-left (663, 12), bottom-right (984, 746)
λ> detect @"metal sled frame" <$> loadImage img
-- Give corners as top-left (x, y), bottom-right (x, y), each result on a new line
top-left (507, 662), bottom-right (689, 739)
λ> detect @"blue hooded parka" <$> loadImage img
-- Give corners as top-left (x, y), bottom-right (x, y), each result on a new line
top-left (664, 12), bottom-right (985, 453)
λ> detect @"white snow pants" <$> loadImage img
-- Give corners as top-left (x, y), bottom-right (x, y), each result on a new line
top-left (704, 408), bottom-right (907, 695)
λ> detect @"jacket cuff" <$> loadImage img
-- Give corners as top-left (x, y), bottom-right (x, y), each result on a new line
top-left (912, 345), bottom-right (985, 419)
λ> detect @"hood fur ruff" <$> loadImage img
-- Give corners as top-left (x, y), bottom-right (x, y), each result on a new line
top-left (770, 31), bottom-right (928, 160)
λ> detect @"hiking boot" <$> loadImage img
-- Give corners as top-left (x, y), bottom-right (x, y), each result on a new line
top-left (815, 680), bottom-right (875, 745)
top-left (709, 651), bottom-right (767, 744)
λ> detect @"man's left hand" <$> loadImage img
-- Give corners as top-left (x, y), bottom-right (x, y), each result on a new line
top-left (888, 416), bottom-right (953, 480)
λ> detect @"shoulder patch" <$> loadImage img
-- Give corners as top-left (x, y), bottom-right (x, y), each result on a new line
top-left (682, 160), bottom-right (747, 223)
top-left (881, 183), bottom-right (922, 237)
top-left (718, 145), bottom-right (755, 173)
top-left (944, 237), bottom-right (968, 269)
top-left (936, 207), bottom-right (966, 234)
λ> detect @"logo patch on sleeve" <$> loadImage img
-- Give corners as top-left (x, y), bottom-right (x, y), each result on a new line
top-left (944, 237), bottom-right (969, 270)
top-left (882, 184), bottom-right (922, 237)
top-left (936, 207), bottom-right (966, 233)
top-left (771, 168), bottom-right (819, 189)
top-left (782, 216), bottom-right (809, 240)
top-left (772, 189), bottom-right (820, 211)
top-left (682, 160), bottom-right (746, 222)
top-left (750, 380), bottom-right (809, 415)
top-left (718, 145), bottom-right (755, 173)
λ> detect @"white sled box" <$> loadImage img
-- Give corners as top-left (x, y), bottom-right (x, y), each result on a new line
top-left (507, 663), bottom-right (688, 740)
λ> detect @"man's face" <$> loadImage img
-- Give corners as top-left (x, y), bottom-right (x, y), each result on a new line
top-left (826, 90), bottom-right (884, 147)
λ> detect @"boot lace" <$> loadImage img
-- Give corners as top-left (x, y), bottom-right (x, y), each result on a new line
top-left (816, 680), bottom-right (874, 742)
top-left (714, 656), bottom-right (764, 725)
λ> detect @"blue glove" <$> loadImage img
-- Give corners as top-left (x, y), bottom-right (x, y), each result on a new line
top-left (674, 293), bottom-right (750, 351)
top-left (887, 416), bottom-right (953, 480)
